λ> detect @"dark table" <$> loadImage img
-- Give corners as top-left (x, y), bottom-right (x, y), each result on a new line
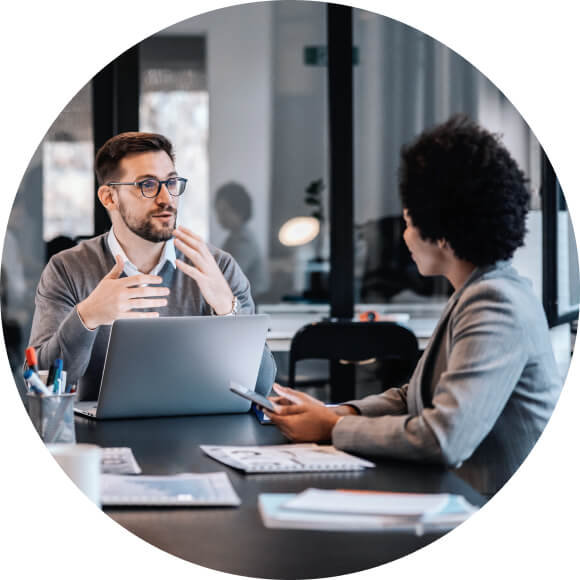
top-left (76, 413), bottom-right (486, 579)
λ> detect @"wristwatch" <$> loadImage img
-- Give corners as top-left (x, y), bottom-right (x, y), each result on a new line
top-left (223, 296), bottom-right (240, 317)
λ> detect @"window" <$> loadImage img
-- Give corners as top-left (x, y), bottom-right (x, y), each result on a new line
top-left (139, 36), bottom-right (209, 239)
top-left (42, 82), bottom-right (94, 242)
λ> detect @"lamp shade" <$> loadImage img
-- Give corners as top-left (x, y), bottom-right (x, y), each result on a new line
top-left (278, 216), bottom-right (320, 247)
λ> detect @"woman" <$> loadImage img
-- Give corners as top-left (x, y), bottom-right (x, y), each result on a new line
top-left (266, 115), bottom-right (562, 495)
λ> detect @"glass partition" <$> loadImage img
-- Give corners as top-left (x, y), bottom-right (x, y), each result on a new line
top-left (139, 35), bottom-right (209, 239)
top-left (2, 83), bottom-right (94, 380)
top-left (158, 1), bottom-right (329, 306)
top-left (352, 8), bottom-right (543, 313)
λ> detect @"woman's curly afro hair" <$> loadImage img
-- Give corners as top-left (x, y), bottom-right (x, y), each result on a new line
top-left (399, 114), bottom-right (530, 267)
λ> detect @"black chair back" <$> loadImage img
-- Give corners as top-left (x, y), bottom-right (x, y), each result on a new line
top-left (288, 321), bottom-right (419, 397)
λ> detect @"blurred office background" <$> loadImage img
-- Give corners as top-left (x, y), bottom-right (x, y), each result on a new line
top-left (2, 1), bottom-right (577, 392)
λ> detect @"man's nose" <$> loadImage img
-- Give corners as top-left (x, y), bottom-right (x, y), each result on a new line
top-left (156, 182), bottom-right (173, 205)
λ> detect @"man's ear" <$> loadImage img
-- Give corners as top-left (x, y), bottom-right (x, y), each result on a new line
top-left (97, 185), bottom-right (117, 212)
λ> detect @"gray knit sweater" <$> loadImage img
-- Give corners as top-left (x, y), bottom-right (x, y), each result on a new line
top-left (28, 233), bottom-right (276, 401)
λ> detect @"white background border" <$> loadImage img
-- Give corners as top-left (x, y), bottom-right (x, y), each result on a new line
top-left (1, 1), bottom-right (578, 579)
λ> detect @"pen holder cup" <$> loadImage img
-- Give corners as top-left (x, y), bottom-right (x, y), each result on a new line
top-left (26, 393), bottom-right (76, 444)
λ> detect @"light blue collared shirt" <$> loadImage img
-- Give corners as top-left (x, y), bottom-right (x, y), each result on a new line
top-left (106, 229), bottom-right (176, 276)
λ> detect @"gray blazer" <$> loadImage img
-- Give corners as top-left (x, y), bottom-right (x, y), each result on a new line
top-left (332, 261), bottom-right (562, 495)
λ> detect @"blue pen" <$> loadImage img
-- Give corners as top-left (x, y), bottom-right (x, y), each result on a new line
top-left (52, 359), bottom-right (63, 394)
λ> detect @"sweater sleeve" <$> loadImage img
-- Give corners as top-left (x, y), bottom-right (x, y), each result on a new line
top-left (27, 256), bottom-right (99, 384)
top-left (332, 285), bottom-right (528, 466)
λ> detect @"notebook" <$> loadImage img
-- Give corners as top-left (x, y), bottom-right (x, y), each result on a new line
top-left (200, 444), bottom-right (375, 473)
top-left (258, 490), bottom-right (477, 534)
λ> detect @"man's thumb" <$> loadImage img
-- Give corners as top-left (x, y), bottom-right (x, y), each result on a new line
top-left (106, 254), bottom-right (124, 279)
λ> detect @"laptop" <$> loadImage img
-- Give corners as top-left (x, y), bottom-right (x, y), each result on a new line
top-left (74, 314), bottom-right (270, 420)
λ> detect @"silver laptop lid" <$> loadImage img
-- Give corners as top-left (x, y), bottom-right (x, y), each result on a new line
top-left (94, 314), bottom-right (269, 419)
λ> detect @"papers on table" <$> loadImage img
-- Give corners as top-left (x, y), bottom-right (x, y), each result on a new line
top-left (284, 488), bottom-right (449, 516)
top-left (258, 488), bottom-right (478, 535)
top-left (200, 444), bottom-right (375, 473)
top-left (101, 472), bottom-right (241, 506)
top-left (100, 447), bottom-right (142, 475)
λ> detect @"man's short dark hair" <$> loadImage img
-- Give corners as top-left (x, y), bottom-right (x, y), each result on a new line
top-left (215, 182), bottom-right (252, 222)
top-left (94, 132), bottom-right (175, 185)
top-left (399, 114), bottom-right (530, 267)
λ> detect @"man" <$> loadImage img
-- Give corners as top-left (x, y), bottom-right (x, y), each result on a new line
top-left (28, 132), bottom-right (275, 401)
top-left (214, 182), bottom-right (269, 297)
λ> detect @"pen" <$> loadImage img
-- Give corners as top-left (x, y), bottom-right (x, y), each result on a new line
top-left (25, 347), bottom-right (39, 373)
top-left (23, 368), bottom-right (51, 396)
top-left (46, 360), bottom-right (58, 389)
top-left (52, 359), bottom-right (63, 394)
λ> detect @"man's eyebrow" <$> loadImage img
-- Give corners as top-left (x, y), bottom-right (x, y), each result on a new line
top-left (134, 170), bottom-right (178, 181)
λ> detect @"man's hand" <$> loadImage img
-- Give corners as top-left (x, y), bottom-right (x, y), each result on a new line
top-left (77, 255), bottom-right (170, 330)
top-left (264, 384), bottom-right (357, 442)
top-left (173, 225), bottom-right (235, 315)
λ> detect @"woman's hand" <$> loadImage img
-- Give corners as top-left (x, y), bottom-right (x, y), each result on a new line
top-left (267, 383), bottom-right (325, 408)
top-left (265, 384), bottom-right (341, 442)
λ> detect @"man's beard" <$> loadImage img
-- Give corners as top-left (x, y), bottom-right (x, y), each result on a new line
top-left (118, 200), bottom-right (177, 243)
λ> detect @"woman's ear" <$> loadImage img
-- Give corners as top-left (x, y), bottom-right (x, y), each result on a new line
top-left (437, 239), bottom-right (449, 250)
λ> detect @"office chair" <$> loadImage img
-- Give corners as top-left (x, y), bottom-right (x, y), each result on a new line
top-left (287, 320), bottom-right (419, 402)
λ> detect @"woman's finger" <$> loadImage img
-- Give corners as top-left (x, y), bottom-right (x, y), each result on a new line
top-left (272, 384), bottom-right (306, 404)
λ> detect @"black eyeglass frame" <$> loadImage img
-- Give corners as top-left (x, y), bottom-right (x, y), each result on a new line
top-left (106, 176), bottom-right (188, 198)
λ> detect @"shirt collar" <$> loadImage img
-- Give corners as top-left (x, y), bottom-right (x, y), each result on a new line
top-left (107, 229), bottom-right (176, 276)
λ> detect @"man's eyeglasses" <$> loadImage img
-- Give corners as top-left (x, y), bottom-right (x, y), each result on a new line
top-left (107, 177), bottom-right (188, 198)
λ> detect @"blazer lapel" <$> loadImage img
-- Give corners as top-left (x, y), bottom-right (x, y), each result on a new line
top-left (408, 298), bottom-right (456, 415)
top-left (407, 263), bottom-right (505, 415)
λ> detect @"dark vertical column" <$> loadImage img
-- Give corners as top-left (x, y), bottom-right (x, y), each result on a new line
top-left (327, 5), bottom-right (355, 401)
top-left (92, 45), bottom-right (140, 235)
top-left (327, 3), bottom-right (354, 320)
top-left (541, 152), bottom-right (557, 326)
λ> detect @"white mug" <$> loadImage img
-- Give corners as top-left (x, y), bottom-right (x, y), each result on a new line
top-left (47, 443), bottom-right (102, 506)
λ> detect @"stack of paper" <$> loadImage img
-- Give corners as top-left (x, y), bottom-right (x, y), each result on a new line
top-left (258, 488), bottom-right (478, 535)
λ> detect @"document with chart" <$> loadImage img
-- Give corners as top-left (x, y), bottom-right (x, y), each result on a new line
top-left (200, 443), bottom-right (375, 473)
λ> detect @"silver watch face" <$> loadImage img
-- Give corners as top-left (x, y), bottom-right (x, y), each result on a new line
top-left (232, 296), bottom-right (240, 314)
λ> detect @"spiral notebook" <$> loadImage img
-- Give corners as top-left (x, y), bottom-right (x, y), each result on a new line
top-left (200, 444), bottom-right (375, 473)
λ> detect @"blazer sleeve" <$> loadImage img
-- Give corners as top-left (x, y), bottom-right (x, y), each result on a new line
top-left (342, 383), bottom-right (410, 416)
top-left (332, 284), bottom-right (528, 466)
